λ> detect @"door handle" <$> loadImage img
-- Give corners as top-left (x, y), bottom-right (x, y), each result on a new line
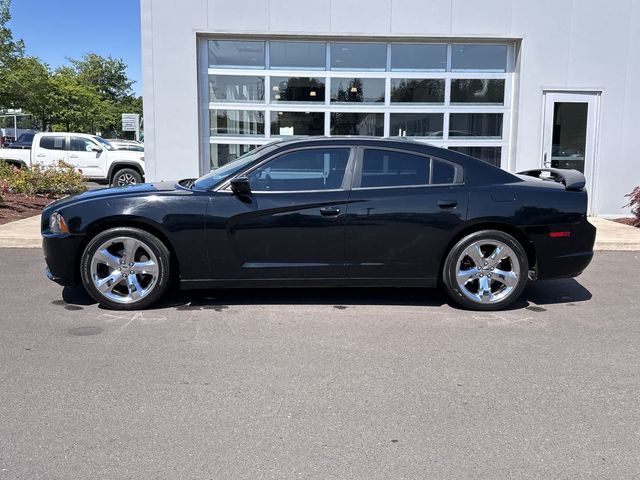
top-left (320, 206), bottom-right (341, 217)
top-left (69, 155), bottom-right (79, 158)
top-left (543, 152), bottom-right (551, 167)
top-left (437, 200), bottom-right (458, 209)
top-left (36, 154), bottom-right (45, 157)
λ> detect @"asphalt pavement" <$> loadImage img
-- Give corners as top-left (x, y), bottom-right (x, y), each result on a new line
top-left (0, 249), bottom-right (639, 479)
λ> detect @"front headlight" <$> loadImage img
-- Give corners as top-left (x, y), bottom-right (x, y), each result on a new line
top-left (49, 212), bottom-right (69, 234)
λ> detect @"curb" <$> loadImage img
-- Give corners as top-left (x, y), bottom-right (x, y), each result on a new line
top-left (0, 215), bottom-right (42, 249)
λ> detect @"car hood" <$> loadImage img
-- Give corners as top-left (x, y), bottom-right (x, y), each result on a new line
top-left (45, 181), bottom-right (180, 211)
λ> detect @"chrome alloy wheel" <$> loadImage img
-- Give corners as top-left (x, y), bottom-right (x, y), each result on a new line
top-left (116, 173), bottom-right (137, 186)
top-left (90, 236), bottom-right (159, 304)
top-left (455, 240), bottom-right (520, 305)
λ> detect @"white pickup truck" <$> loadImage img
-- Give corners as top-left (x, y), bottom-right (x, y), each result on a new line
top-left (0, 132), bottom-right (145, 186)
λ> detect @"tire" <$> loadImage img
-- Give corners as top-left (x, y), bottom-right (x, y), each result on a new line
top-left (80, 227), bottom-right (171, 310)
top-left (442, 230), bottom-right (529, 311)
top-left (111, 168), bottom-right (142, 187)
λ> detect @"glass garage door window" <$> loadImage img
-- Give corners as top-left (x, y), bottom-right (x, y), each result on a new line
top-left (203, 39), bottom-right (513, 171)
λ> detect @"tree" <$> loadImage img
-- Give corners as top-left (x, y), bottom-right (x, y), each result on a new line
top-left (0, 0), bottom-right (25, 107)
top-left (69, 53), bottom-right (134, 102)
top-left (67, 54), bottom-right (142, 136)
top-left (2, 56), bottom-right (53, 129)
top-left (0, 0), bottom-right (142, 136)
top-left (49, 67), bottom-right (105, 133)
top-left (0, 0), bottom-right (23, 68)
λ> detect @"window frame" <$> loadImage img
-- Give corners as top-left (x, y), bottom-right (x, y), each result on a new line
top-left (217, 145), bottom-right (357, 194)
top-left (352, 146), bottom-right (464, 190)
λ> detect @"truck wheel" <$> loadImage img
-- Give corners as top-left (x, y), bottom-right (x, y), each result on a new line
top-left (112, 168), bottom-right (142, 187)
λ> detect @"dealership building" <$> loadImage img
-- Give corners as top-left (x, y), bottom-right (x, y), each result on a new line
top-left (140, 0), bottom-right (640, 217)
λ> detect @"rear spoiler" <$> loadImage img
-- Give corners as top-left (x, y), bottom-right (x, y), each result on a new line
top-left (517, 168), bottom-right (586, 192)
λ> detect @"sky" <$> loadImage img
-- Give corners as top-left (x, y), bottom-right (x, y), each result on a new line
top-left (8, 0), bottom-right (142, 96)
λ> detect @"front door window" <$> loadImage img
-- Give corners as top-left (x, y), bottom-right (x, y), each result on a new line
top-left (247, 148), bottom-right (350, 192)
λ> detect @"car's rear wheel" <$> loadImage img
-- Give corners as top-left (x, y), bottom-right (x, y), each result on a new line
top-left (112, 168), bottom-right (142, 187)
top-left (80, 227), bottom-right (170, 310)
top-left (443, 230), bottom-right (529, 311)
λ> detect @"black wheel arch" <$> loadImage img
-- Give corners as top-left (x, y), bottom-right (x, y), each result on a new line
top-left (108, 163), bottom-right (145, 183)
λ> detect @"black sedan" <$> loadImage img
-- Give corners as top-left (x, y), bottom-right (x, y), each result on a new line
top-left (41, 137), bottom-right (596, 311)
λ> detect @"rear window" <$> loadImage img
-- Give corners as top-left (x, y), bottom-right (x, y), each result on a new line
top-left (432, 159), bottom-right (457, 184)
top-left (39, 136), bottom-right (66, 150)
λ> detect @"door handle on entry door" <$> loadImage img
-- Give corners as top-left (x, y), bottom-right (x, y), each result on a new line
top-left (437, 200), bottom-right (458, 209)
top-left (320, 206), bottom-right (341, 217)
top-left (543, 152), bottom-right (551, 167)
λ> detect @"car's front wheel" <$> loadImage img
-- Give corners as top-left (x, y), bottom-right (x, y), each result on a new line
top-left (442, 230), bottom-right (529, 311)
top-left (80, 227), bottom-right (171, 310)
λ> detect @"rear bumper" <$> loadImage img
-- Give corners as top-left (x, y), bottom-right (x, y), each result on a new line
top-left (528, 219), bottom-right (596, 280)
top-left (536, 250), bottom-right (594, 280)
top-left (42, 234), bottom-right (84, 287)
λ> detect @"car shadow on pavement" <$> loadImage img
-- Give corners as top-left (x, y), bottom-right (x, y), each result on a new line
top-left (521, 278), bottom-right (592, 306)
top-left (59, 277), bottom-right (592, 312)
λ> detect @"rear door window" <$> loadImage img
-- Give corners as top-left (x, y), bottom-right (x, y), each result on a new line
top-left (358, 148), bottom-right (462, 188)
top-left (39, 136), bottom-right (66, 150)
top-left (360, 149), bottom-right (430, 188)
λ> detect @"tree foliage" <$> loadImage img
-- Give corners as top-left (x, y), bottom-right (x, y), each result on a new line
top-left (0, 0), bottom-right (141, 137)
top-left (0, 0), bottom-right (23, 69)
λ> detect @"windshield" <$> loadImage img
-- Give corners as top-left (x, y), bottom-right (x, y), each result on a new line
top-left (93, 136), bottom-right (115, 151)
top-left (193, 144), bottom-right (274, 190)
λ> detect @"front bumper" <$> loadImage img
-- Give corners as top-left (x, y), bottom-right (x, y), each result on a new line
top-left (42, 234), bottom-right (85, 287)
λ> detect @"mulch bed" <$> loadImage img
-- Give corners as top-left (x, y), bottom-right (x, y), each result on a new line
top-left (0, 193), bottom-right (55, 225)
top-left (612, 217), bottom-right (639, 227)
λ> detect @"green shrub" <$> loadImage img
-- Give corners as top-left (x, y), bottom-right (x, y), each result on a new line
top-left (0, 160), bottom-right (86, 197)
top-left (0, 161), bottom-right (17, 203)
top-left (0, 160), bottom-right (15, 181)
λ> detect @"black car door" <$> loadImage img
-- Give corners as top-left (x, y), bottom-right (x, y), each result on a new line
top-left (345, 147), bottom-right (468, 284)
top-left (204, 146), bottom-right (355, 282)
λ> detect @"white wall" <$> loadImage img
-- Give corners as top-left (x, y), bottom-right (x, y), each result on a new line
top-left (141, 0), bottom-right (640, 216)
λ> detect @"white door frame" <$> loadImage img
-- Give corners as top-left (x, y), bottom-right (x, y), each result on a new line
top-left (541, 90), bottom-right (600, 215)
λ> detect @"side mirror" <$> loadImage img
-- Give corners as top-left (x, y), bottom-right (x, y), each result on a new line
top-left (230, 176), bottom-right (251, 195)
top-left (91, 146), bottom-right (102, 153)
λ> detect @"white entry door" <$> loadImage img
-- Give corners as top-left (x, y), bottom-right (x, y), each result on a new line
top-left (542, 91), bottom-right (600, 212)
